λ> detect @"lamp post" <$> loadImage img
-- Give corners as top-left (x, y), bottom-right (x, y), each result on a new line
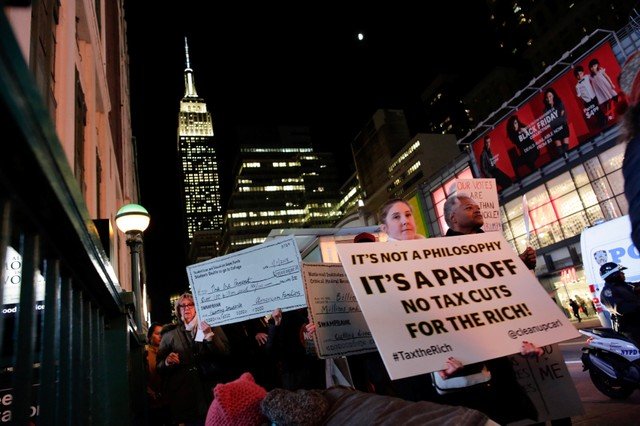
top-left (115, 203), bottom-right (150, 335)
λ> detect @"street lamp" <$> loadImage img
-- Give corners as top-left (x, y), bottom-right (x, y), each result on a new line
top-left (115, 203), bottom-right (150, 335)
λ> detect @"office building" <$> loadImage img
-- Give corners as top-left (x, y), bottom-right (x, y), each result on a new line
top-left (223, 127), bottom-right (340, 253)
top-left (351, 109), bottom-right (411, 199)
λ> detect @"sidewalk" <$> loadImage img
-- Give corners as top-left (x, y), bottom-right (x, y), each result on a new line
top-left (570, 317), bottom-right (603, 330)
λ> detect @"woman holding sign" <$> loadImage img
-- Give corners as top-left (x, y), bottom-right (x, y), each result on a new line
top-left (377, 199), bottom-right (436, 402)
top-left (156, 293), bottom-right (232, 424)
top-left (377, 198), bottom-right (542, 423)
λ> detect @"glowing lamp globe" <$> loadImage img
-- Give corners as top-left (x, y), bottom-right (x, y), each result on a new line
top-left (115, 204), bottom-right (150, 234)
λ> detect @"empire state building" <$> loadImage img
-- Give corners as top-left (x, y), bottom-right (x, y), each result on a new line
top-left (177, 39), bottom-right (223, 251)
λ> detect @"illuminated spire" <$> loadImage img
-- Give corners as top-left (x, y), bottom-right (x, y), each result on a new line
top-left (184, 37), bottom-right (198, 97)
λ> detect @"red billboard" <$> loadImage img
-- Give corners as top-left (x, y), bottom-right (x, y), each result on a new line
top-left (473, 42), bottom-right (622, 190)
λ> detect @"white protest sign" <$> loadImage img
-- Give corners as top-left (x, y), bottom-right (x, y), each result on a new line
top-left (302, 263), bottom-right (376, 358)
top-left (509, 344), bottom-right (584, 423)
top-left (455, 178), bottom-right (502, 232)
top-left (187, 235), bottom-right (306, 326)
top-left (335, 233), bottom-right (579, 380)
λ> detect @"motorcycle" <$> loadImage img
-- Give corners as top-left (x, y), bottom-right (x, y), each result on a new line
top-left (580, 327), bottom-right (640, 399)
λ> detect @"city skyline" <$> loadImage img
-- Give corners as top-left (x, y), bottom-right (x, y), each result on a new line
top-left (124, 2), bottom-right (637, 322)
top-left (125, 3), bottom-right (500, 320)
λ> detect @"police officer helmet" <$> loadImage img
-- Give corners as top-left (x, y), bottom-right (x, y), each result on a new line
top-left (599, 262), bottom-right (628, 280)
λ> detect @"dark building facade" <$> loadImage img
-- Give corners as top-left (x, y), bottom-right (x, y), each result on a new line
top-left (351, 109), bottom-right (411, 199)
top-left (487, 0), bottom-right (637, 73)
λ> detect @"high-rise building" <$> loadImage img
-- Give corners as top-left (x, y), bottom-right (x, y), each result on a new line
top-left (486, 0), bottom-right (637, 75)
top-left (223, 126), bottom-right (340, 253)
top-left (420, 74), bottom-right (475, 139)
top-left (351, 109), bottom-right (411, 199)
top-left (177, 39), bottom-right (223, 253)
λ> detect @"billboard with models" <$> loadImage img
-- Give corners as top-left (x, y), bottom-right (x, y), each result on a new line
top-left (473, 42), bottom-right (622, 191)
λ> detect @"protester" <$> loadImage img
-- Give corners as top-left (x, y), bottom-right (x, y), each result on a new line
top-left (265, 307), bottom-right (325, 390)
top-left (435, 194), bottom-right (542, 424)
top-left (156, 293), bottom-right (232, 425)
top-left (145, 322), bottom-right (171, 424)
top-left (223, 318), bottom-right (276, 390)
top-left (345, 232), bottom-right (398, 397)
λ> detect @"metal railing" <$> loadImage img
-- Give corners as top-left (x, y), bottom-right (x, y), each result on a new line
top-left (0, 10), bottom-right (143, 425)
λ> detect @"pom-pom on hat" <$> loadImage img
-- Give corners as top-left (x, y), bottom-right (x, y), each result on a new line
top-left (261, 388), bottom-right (329, 426)
top-left (206, 372), bottom-right (267, 426)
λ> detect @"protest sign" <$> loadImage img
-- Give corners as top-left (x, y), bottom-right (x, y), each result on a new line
top-left (302, 263), bottom-right (376, 358)
top-left (187, 235), bottom-right (306, 326)
top-left (455, 178), bottom-right (501, 232)
top-left (509, 344), bottom-right (584, 424)
top-left (335, 232), bottom-right (579, 380)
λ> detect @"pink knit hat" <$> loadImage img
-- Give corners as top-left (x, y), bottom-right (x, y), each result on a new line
top-left (205, 372), bottom-right (267, 426)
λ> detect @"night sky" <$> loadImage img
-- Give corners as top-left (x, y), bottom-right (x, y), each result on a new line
top-left (124, 3), bottom-right (501, 322)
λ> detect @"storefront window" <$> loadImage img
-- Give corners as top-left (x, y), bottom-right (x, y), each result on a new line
top-left (599, 199), bottom-right (621, 220)
top-left (546, 267), bottom-right (596, 320)
top-left (554, 192), bottom-right (583, 218)
top-left (585, 205), bottom-right (605, 224)
top-left (500, 144), bottom-right (625, 251)
top-left (547, 171), bottom-right (575, 198)
top-left (509, 215), bottom-right (526, 240)
top-left (599, 143), bottom-right (625, 174)
top-left (526, 185), bottom-right (550, 209)
top-left (504, 197), bottom-right (523, 220)
top-left (583, 157), bottom-right (605, 181)
top-left (502, 219), bottom-right (514, 241)
top-left (536, 222), bottom-right (563, 247)
top-left (571, 164), bottom-right (590, 187)
top-left (578, 185), bottom-right (598, 207)
top-left (530, 202), bottom-right (556, 227)
top-left (607, 169), bottom-right (625, 195)
top-left (617, 195), bottom-right (629, 213)
top-left (560, 211), bottom-right (589, 238)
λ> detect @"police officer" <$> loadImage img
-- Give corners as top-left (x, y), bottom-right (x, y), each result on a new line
top-left (599, 262), bottom-right (640, 342)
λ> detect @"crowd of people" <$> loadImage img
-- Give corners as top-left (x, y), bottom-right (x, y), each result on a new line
top-left (143, 196), bottom-right (558, 425)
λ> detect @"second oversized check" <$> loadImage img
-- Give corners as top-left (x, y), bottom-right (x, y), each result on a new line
top-left (187, 235), bottom-right (306, 326)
